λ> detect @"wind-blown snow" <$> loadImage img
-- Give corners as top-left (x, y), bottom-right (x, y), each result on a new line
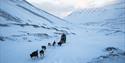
top-left (0, 0), bottom-right (125, 63)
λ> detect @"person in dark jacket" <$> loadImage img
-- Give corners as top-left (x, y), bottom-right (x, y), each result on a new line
top-left (60, 33), bottom-right (66, 43)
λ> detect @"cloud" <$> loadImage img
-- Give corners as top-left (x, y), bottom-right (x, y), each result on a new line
top-left (34, 1), bottom-right (74, 18)
top-left (27, 0), bottom-right (117, 17)
top-left (74, 0), bottom-right (91, 9)
top-left (54, 0), bottom-right (116, 9)
top-left (90, 0), bottom-right (117, 7)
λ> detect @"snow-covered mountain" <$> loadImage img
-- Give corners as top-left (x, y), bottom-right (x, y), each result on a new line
top-left (0, 0), bottom-right (125, 63)
top-left (65, 0), bottom-right (125, 35)
top-left (0, 0), bottom-right (74, 42)
top-left (65, 0), bottom-right (125, 23)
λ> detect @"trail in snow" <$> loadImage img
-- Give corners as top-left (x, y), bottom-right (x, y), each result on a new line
top-left (0, 0), bottom-right (125, 63)
top-left (1, 26), bottom-right (124, 63)
top-left (39, 27), bottom-right (125, 63)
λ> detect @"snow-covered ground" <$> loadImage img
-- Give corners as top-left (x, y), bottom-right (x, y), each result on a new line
top-left (0, 0), bottom-right (125, 63)
top-left (0, 25), bottom-right (125, 63)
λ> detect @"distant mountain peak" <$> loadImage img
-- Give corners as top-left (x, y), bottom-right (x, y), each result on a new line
top-left (65, 0), bottom-right (125, 24)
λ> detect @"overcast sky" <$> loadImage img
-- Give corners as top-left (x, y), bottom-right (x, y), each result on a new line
top-left (26, 0), bottom-right (117, 18)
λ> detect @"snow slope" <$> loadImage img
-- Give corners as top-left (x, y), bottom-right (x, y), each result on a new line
top-left (0, 0), bottom-right (125, 63)
top-left (0, 25), bottom-right (125, 63)
top-left (0, 0), bottom-right (74, 42)
top-left (65, 0), bottom-right (125, 23)
top-left (65, 0), bottom-right (125, 36)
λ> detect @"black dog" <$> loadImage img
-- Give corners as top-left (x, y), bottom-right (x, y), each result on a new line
top-left (48, 43), bottom-right (51, 46)
top-left (30, 50), bottom-right (38, 58)
top-left (52, 41), bottom-right (56, 46)
top-left (41, 46), bottom-right (46, 50)
top-left (58, 42), bottom-right (62, 46)
top-left (39, 50), bottom-right (44, 57)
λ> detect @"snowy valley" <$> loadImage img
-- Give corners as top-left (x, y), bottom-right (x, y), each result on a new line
top-left (0, 0), bottom-right (125, 63)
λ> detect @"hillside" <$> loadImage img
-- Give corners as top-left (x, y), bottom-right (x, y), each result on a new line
top-left (65, 0), bottom-right (125, 36)
top-left (0, 0), bottom-right (125, 63)
top-left (0, 0), bottom-right (73, 42)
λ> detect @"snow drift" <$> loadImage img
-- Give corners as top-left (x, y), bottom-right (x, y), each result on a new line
top-left (0, 0), bottom-right (125, 63)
